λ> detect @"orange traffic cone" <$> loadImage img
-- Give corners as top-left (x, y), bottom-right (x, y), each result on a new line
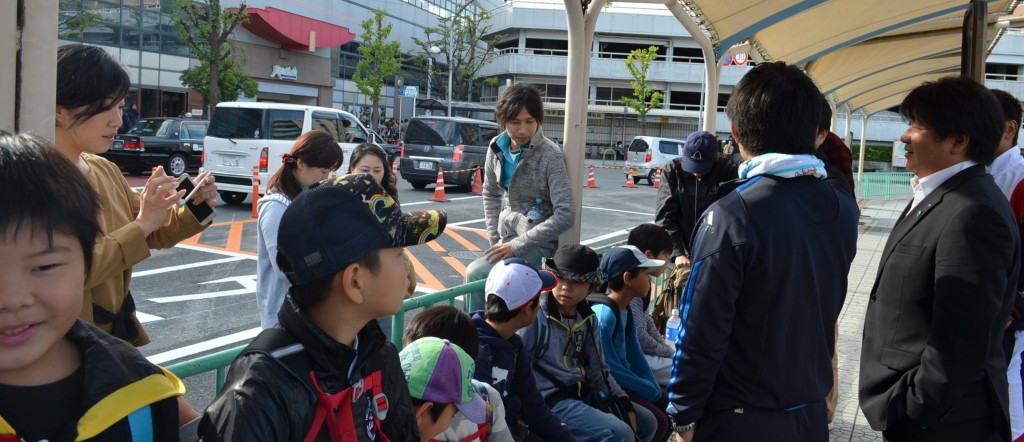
top-left (653, 168), bottom-right (662, 189)
top-left (431, 167), bottom-right (449, 202)
top-left (470, 165), bottom-right (484, 195)
top-left (584, 164), bottom-right (599, 188)
top-left (392, 159), bottom-right (399, 180)
top-left (251, 166), bottom-right (260, 219)
top-left (623, 168), bottom-right (637, 188)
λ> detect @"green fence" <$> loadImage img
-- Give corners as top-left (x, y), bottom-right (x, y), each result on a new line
top-left (858, 172), bottom-right (913, 200)
top-left (164, 242), bottom-right (667, 394)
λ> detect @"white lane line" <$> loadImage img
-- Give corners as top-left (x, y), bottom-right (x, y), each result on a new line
top-left (581, 229), bottom-right (631, 245)
top-left (415, 286), bottom-right (438, 294)
top-left (403, 196), bottom-right (482, 206)
top-left (133, 256), bottom-right (246, 277)
top-left (449, 218), bottom-right (486, 227)
top-left (136, 312), bottom-right (164, 323)
top-left (148, 275), bottom-right (256, 303)
top-left (582, 205), bottom-right (654, 216)
top-left (174, 243), bottom-right (257, 259)
top-left (147, 327), bottom-right (261, 365)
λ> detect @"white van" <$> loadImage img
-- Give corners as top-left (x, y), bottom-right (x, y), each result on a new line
top-left (625, 136), bottom-right (687, 185)
top-left (202, 102), bottom-right (369, 204)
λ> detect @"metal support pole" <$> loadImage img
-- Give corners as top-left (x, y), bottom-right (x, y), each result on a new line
top-left (858, 113), bottom-right (868, 190)
top-left (962, 0), bottom-right (988, 83)
top-left (845, 104), bottom-right (853, 148)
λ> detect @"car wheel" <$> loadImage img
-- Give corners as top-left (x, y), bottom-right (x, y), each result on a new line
top-left (410, 181), bottom-right (429, 190)
top-left (647, 170), bottom-right (656, 186)
top-left (167, 154), bottom-right (187, 177)
top-left (219, 191), bottom-right (247, 205)
top-left (458, 169), bottom-right (477, 192)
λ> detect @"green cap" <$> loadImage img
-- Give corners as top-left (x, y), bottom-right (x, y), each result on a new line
top-left (400, 337), bottom-right (487, 424)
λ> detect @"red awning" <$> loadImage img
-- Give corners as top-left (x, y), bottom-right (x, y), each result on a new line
top-left (235, 7), bottom-right (356, 51)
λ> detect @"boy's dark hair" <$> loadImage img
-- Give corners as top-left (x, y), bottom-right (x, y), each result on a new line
top-left (0, 132), bottom-right (101, 273)
top-left (404, 306), bottom-right (480, 360)
top-left (57, 44), bottom-right (131, 127)
top-left (411, 398), bottom-right (449, 422)
top-left (484, 294), bottom-right (538, 323)
top-left (348, 142), bottom-right (399, 202)
top-left (818, 95), bottom-right (832, 132)
top-left (607, 267), bottom-right (643, 292)
top-left (268, 130), bottom-right (344, 200)
top-left (900, 76), bottom-right (1003, 165)
top-left (495, 83), bottom-right (545, 127)
top-left (725, 61), bottom-right (823, 157)
top-left (992, 89), bottom-right (1023, 146)
top-left (288, 249), bottom-right (380, 311)
top-left (627, 223), bottom-right (672, 257)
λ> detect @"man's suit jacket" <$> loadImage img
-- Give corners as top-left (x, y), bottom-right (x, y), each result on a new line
top-left (859, 164), bottom-right (1020, 439)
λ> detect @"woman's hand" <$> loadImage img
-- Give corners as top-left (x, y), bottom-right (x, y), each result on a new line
top-left (135, 166), bottom-right (182, 235)
top-left (189, 170), bottom-right (219, 208)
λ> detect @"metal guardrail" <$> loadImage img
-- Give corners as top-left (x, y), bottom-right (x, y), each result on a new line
top-left (858, 172), bottom-right (914, 200)
top-left (165, 243), bottom-right (654, 393)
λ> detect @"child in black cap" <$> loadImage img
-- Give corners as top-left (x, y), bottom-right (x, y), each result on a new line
top-left (200, 174), bottom-right (447, 442)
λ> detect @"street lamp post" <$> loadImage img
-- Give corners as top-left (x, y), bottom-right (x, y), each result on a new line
top-left (428, 45), bottom-right (440, 116)
top-left (446, 0), bottom-right (477, 117)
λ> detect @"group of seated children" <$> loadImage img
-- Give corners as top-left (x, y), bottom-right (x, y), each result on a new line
top-left (0, 130), bottom-right (680, 442)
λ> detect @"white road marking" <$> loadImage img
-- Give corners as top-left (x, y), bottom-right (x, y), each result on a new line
top-left (147, 327), bottom-right (262, 365)
top-left (581, 229), bottom-right (631, 245)
top-left (136, 312), bottom-right (163, 323)
top-left (174, 243), bottom-right (258, 259)
top-left (402, 196), bottom-right (482, 206)
top-left (148, 275), bottom-right (256, 303)
top-left (582, 205), bottom-right (654, 216)
top-left (449, 218), bottom-right (486, 227)
top-left (132, 256), bottom-right (247, 277)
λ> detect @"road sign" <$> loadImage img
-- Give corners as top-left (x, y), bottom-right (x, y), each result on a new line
top-left (404, 86), bottom-right (419, 99)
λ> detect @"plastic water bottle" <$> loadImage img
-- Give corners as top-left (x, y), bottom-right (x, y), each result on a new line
top-left (526, 197), bottom-right (544, 223)
top-left (665, 309), bottom-right (682, 342)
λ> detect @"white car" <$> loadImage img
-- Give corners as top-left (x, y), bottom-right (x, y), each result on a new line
top-left (625, 136), bottom-right (686, 185)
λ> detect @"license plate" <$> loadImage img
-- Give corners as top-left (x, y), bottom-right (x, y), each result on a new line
top-left (416, 161), bottom-right (435, 170)
top-left (631, 170), bottom-right (638, 176)
top-left (222, 157), bottom-right (238, 167)
top-left (110, 141), bottom-right (123, 150)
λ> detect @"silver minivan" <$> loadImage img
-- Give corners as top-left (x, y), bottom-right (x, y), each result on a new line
top-left (202, 102), bottom-right (368, 204)
top-left (625, 136), bottom-right (686, 185)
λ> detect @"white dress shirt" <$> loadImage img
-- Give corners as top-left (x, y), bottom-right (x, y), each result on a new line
top-left (910, 160), bottom-right (978, 211)
top-left (986, 146), bottom-right (1024, 199)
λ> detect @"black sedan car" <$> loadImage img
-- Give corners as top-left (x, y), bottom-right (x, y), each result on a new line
top-left (102, 118), bottom-right (208, 176)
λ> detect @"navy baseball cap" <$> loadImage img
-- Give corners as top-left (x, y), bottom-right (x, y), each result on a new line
top-left (681, 131), bottom-right (720, 175)
top-left (276, 173), bottom-right (446, 285)
top-left (599, 245), bottom-right (666, 281)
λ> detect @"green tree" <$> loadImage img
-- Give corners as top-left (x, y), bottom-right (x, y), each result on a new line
top-left (171, 0), bottom-right (257, 116)
top-left (413, 8), bottom-right (502, 104)
top-left (620, 46), bottom-right (664, 131)
top-left (58, 0), bottom-right (102, 40)
top-left (353, 9), bottom-right (402, 131)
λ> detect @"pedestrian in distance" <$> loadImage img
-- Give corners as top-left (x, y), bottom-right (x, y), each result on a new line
top-left (665, 61), bottom-right (858, 442)
top-left (859, 76), bottom-right (1021, 441)
top-left (402, 306), bottom-right (514, 442)
top-left (255, 130), bottom-right (344, 329)
top-left (518, 244), bottom-right (656, 442)
top-left (0, 132), bottom-right (185, 441)
top-left (471, 258), bottom-right (579, 441)
top-left (465, 83), bottom-right (576, 301)
top-left (200, 174), bottom-right (447, 441)
top-left (654, 130), bottom-right (738, 268)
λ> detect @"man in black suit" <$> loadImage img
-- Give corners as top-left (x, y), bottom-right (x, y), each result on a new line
top-left (859, 76), bottom-right (1021, 441)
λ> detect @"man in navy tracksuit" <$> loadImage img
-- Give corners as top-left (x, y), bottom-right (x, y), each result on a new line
top-left (664, 62), bottom-right (859, 442)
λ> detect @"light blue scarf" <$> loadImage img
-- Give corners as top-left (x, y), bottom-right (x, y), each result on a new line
top-left (738, 153), bottom-right (827, 180)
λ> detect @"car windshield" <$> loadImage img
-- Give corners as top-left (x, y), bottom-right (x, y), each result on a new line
top-left (405, 119), bottom-right (458, 145)
top-left (129, 119), bottom-right (173, 137)
top-left (208, 108), bottom-right (265, 139)
top-left (628, 138), bottom-right (650, 152)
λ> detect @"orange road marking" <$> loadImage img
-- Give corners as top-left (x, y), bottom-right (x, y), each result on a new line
top-left (208, 219), bottom-right (256, 228)
top-left (405, 251), bottom-right (444, 291)
top-left (443, 256), bottom-right (468, 276)
top-left (427, 238), bottom-right (445, 253)
top-left (445, 229), bottom-right (481, 251)
top-left (225, 222), bottom-right (243, 252)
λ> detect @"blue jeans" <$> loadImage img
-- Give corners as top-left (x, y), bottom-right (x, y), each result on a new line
top-left (550, 398), bottom-right (656, 442)
top-left (464, 246), bottom-right (553, 310)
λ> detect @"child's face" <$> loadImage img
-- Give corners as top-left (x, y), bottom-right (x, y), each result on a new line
top-left (364, 247), bottom-right (411, 317)
top-left (418, 402), bottom-right (458, 441)
top-left (552, 279), bottom-right (592, 311)
top-left (649, 250), bottom-right (670, 278)
top-left (624, 268), bottom-right (651, 298)
top-left (0, 228), bottom-right (85, 383)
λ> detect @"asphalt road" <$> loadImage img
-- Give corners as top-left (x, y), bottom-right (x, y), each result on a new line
top-left (123, 161), bottom-right (659, 409)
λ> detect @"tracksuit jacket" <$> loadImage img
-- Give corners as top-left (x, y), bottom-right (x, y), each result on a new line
top-left (665, 174), bottom-right (858, 427)
top-left (471, 312), bottom-right (577, 441)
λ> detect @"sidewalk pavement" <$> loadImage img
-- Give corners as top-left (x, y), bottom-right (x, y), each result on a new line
top-left (831, 196), bottom-right (910, 442)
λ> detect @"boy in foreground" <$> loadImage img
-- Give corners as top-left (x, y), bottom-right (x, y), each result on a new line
top-left (199, 174), bottom-right (447, 441)
top-left (400, 337), bottom-right (488, 441)
top-left (0, 133), bottom-right (184, 441)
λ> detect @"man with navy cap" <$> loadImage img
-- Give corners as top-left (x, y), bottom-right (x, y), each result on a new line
top-left (654, 130), bottom-right (738, 268)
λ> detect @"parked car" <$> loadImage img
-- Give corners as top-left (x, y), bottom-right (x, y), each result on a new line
top-left (202, 102), bottom-right (368, 205)
top-left (625, 135), bottom-right (686, 185)
top-left (101, 118), bottom-right (208, 176)
top-left (398, 116), bottom-right (500, 190)
top-left (369, 130), bottom-right (402, 165)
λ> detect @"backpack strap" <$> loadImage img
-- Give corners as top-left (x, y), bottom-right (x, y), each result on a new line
top-left (239, 328), bottom-right (316, 399)
top-left (585, 295), bottom-right (633, 340)
top-left (127, 405), bottom-right (154, 442)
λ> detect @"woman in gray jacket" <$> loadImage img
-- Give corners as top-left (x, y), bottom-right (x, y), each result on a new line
top-left (464, 83), bottom-right (576, 292)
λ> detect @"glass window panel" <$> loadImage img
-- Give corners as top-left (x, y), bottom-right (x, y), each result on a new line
top-left (141, 9), bottom-right (162, 52)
